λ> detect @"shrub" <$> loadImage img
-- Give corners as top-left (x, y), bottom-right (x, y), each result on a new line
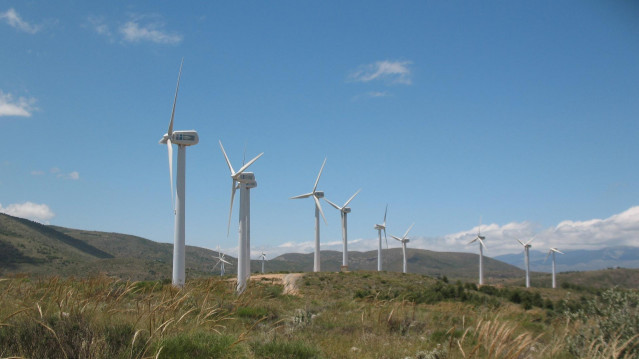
top-left (250, 339), bottom-right (320, 359)
top-left (155, 331), bottom-right (240, 359)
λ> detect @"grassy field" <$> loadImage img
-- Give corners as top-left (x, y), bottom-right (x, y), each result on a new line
top-left (1, 271), bottom-right (637, 358)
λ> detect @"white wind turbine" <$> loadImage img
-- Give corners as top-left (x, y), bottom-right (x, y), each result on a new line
top-left (546, 247), bottom-right (564, 289)
top-left (374, 205), bottom-right (388, 271)
top-left (391, 223), bottom-right (414, 274)
top-left (325, 189), bottom-right (361, 271)
top-left (219, 141), bottom-right (263, 294)
top-left (290, 158), bottom-right (327, 272)
top-left (468, 218), bottom-right (487, 285)
top-left (159, 59), bottom-right (199, 287)
top-left (517, 238), bottom-right (535, 288)
top-left (260, 252), bottom-right (266, 274)
top-left (212, 246), bottom-right (231, 276)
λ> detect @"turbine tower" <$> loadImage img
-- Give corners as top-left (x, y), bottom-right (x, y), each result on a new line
top-left (517, 238), bottom-right (535, 288)
top-left (290, 158), bottom-right (327, 272)
top-left (391, 223), bottom-right (414, 274)
top-left (325, 189), bottom-right (361, 271)
top-left (159, 59), bottom-right (199, 287)
top-left (374, 205), bottom-right (388, 271)
top-left (219, 140), bottom-right (263, 294)
top-left (260, 252), bottom-right (266, 274)
top-left (468, 218), bottom-right (487, 285)
top-left (546, 247), bottom-right (564, 289)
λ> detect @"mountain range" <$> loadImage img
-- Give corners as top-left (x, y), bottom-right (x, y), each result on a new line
top-left (2, 213), bottom-right (637, 286)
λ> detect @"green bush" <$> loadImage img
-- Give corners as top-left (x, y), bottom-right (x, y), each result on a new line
top-left (155, 331), bottom-right (241, 359)
top-left (251, 339), bottom-right (321, 359)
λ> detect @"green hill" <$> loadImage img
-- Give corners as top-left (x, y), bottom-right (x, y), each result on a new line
top-left (3, 213), bottom-right (637, 289)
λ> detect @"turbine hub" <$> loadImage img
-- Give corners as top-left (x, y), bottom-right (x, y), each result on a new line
top-left (314, 191), bottom-right (324, 199)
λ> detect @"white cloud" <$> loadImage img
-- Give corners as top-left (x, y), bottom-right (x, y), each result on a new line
top-left (56, 170), bottom-right (79, 180)
top-left (30, 170), bottom-right (44, 176)
top-left (0, 202), bottom-right (55, 223)
top-left (0, 8), bottom-right (41, 34)
top-left (0, 90), bottom-right (36, 117)
top-left (349, 60), bottom-right (413, 85)
top-left (265, 206), bottom-right (639, 258)
top-left (119, 17), bottom-right (182, 45)
top-left (86, 15), bottom-right (112, 39)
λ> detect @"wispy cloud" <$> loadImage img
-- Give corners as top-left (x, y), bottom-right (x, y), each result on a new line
top-left (0, 8), bottom-right (41, 34)
top-left (86, 15), bottom-right (112, 40)
top-left (0, 90), bottom-right (37, 117)
top-left (0, 202), bottom-right (55, 223)
top-left (33, 167), bottom-right (80, 180)
top-left (119, 15), bottom-right (182, 45)
top-left (349, 60), bottom-right (413, 85)
top-left (262, 206), bottom-right (639, 258)
top-left (87, 14), bottom-right (182, 45)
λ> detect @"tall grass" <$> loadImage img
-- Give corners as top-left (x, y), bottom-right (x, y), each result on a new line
top-left (0, 272), bottom-right (636, 358)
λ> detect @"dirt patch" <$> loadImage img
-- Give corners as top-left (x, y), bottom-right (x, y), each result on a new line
top-left (250, 273), bottom-right (304, 296)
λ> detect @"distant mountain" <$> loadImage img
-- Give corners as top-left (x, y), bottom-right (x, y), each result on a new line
top-left (494, 246), bottom-right (639, 273)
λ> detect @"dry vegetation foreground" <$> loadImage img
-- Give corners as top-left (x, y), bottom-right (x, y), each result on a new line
top-left (0, 271), bottom-right (638, 358)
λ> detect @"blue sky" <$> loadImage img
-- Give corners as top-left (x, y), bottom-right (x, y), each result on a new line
top-left (1, 1), bottom-right (638, 259)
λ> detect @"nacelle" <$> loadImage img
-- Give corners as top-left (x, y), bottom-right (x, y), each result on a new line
top-left (343, 207), bottom-right (351, 214)
top-left (246, 180), bottom-right (257, 189)
top-left (314, 191), bottom-right (324, 199)
top-left (172, 131), bottom-right (199, 145)
top-left (159, 130), bottom-right (199, 146)
top-left (237, 172), bottom-right (255, 183)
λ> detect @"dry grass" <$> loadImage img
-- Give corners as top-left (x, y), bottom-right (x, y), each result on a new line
top-left (0, 271), bottom-right (636, 358)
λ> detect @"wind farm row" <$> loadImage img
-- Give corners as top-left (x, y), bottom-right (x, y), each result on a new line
top-left (160, 61), bottom-right (565, 294)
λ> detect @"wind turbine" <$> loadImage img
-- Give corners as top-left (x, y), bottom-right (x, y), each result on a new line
top-left (517, 238), bottom-right (535, 288)
top-left (290, 158), bottom-right (327, 272)
top-left (219, 140), bottom-right (263, 294)
top-left (374, 205), bottom-right (388, 271)
top-left (212, 246), bottom-right (231, 276)
top-left (391, 223), bottom-right (414, 274)
top-left (546, 247), bottom-right (564, 289)
top-left (468, 218), bottom-right (487, 285)
top-left (159, 59), bottom-right (199, 287)
top-left (260, 252), bottom-right (266, 274)
top-left (325, 189), bottom-right (361, 271)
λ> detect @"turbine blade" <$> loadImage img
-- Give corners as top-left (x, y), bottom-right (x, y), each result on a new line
top-left (517, 239), bottom-right (525, 246)
top-left (220, 258), bottom-right (231, 265)
top-left (324, 198), bottom-right (341, 211)
top-left (219, 140), bottom-right (236, 175)
top-left (525, 237), bottom-right (536, 245)
top-left (391, 235), bottom-right (402, 242)
top-left (383, 204), bottom-right (388, 226)
top-left (236, 152), bottom-right (263, 175)
top-left (167, 139), bottom-right (174, 210)
top-left (212, 260), bottom-right (221, 270)
top-left (555, 249), bottom-right (565, 255)
top-left (403, 223), bottom-right (415, 239)
top-left (313, 195), bottom-right (327, 224)
top-left (545, 250), bottom-right (551, 262)
top-left (313, 157), bottom-right (327, 193)
top-left (343, 189), bottom-right (361, 208)
top-left (384, 228), bottom-right (388, 248)
top-left (290, 192), bottom-right (313, 199)
top-left (468, 238), bottom-right (478, 245)
top-left (168, 58), bottom-right (183, 136)
top-left (227, 180), bottom-right (237, 237)
top-left (478, 238), bottom-right (487, 249)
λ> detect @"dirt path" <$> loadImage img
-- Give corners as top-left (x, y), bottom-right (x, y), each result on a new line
top-left (250, 273), bottom-right (304, 296)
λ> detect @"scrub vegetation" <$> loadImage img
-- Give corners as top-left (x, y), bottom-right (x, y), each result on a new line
top-left (0, 271), bottom-right (637, 358)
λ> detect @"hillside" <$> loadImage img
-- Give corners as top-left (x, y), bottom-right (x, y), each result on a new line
top-left (271, 248), bottom-right (524, 282)
top-left (3, 213), bottom-right (638, 289)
